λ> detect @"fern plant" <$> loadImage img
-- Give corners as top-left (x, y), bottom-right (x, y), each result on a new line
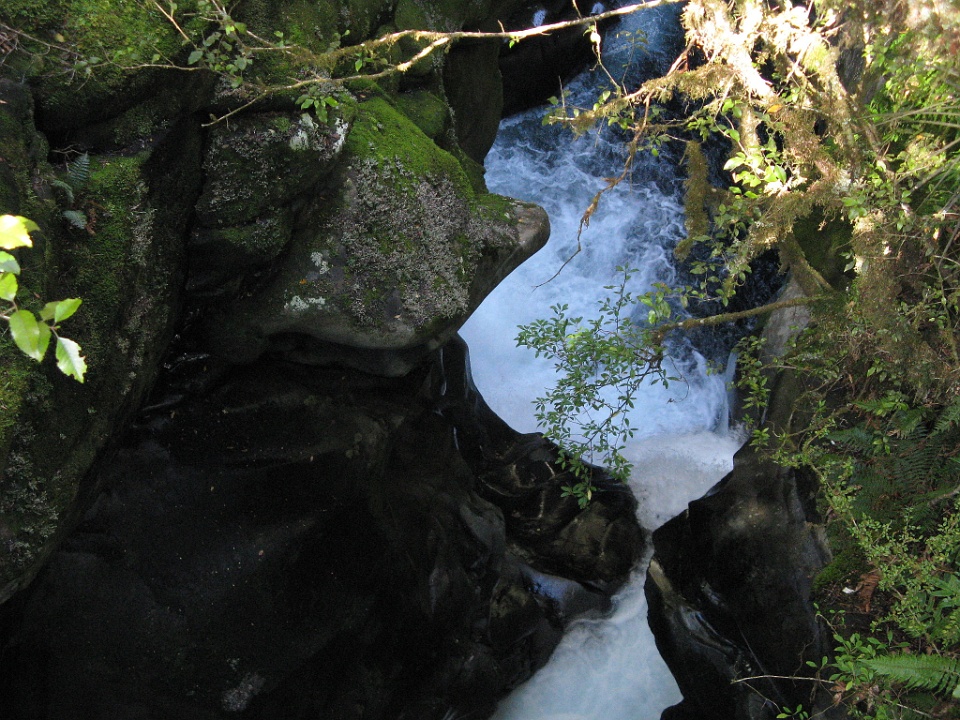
top-left (865, 652), bottom-right (960, 700)
top-left (52, 152), bottom-right (91, 231)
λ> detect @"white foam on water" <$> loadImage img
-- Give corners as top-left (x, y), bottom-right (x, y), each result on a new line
top-left (487, 430), bottom-right (739, 720)
top-left (459, 4), bottom-right (743, 718)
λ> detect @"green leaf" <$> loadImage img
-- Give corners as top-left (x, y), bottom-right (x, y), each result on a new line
top-left (0, 215), bottom-right (38, 249)
top-left (55, 337), bottom-right (87, 382)
top-left (187, 49), bottom-right (204, 65)
top-left (39, 301), bottom-right (58, 321)
top-left (0, 251), bottom-right (21, 274)
top-left (0, 272), bottom-right (18, 302)
top-left (9, 309), bottom-right (51, 361)
top-left (54, 298), bottom-right (82, 323)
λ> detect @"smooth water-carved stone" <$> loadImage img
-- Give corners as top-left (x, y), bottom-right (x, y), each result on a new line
top-left (646, 446), bottom-right (837, 720)
top-left (0, 338), bottom-right (639, 719)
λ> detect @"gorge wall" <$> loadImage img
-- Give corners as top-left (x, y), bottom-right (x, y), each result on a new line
top-left (0, 1), bottom-right (639, 717)
top-left (0, 1), bottom-right (844, 718)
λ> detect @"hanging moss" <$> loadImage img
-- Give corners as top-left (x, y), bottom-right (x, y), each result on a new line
top-left (677, 140), bottom-right (711, 260)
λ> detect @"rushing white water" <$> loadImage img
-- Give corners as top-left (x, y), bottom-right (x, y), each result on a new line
top-left (459, 4), bottom-right (744, 718)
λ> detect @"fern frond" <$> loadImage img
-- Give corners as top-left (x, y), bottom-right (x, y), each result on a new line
top-left (895, 407), bottom-right (927, 440)
top-left (67, 152), bottom-right (90, 190)
top-left (865, 652), bottom-right (960, 699)
top-left (50, 179), bottom-right (75, 207)
top-left (829, 426), bottom-right (877, 455)
top-left (934, 395), bottom-right (960, 436)
top-left (62, 210), bottom-right (87, 230)
top-left (895, 442), bottom-right (939, 491)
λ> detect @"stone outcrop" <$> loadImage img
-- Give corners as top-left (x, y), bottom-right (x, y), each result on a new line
top-left (0, 0), bottom-right (550, 600)
top-left (201, 96), bottom-right (549, 375)
top-left (0, 1), bottom-right (643, 716)
top-left (0, 337), bottom-right (641, 719)
top-left (645, 447), bottom-right (835, 720)
top-left (0, 79), bottom-right (197, 603)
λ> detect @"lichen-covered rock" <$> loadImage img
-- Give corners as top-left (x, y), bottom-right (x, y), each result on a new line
top-left (187, 108), bottom-right (356, 296)
top-left (195, 110), bottom-right (353, 227)
top-left (204, 96), bottom-right (549, 375)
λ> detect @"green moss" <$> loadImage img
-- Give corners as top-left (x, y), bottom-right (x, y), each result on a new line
top-left (472, 191), bottom-right (516, 222)
top-left (346, 96), bottom-right (472, 199)
top-left (813, 539), bottom-right (868, 591)
top-left (0, 84), bottom-right (42, 215)
top-left (24, 0), bottom-right (190, 131)
top-left (271, 115), bottom-right (293, 133)
top-left (104, 101), bottom-right (167, 148)
top-left (394, 0), bottom-right (458, 31)
top-left (63, 0), bottom-right (182, 61)
top-left (198, 213), bottom-right (293, 270)
top-left (455, 148), bottom-right (487, 194)
top-left (232, 0), bottom-right (341, 88)
top-left (0, 343), bottom-right (32, 463)
top-left (64, 154), bottom-right (148, 366)
top-left (394, 91), bottom-right (448, 141)
top-left (0, 0), bottom-right (70, 33)
top-left (240, 0), bottom-right (340, 50)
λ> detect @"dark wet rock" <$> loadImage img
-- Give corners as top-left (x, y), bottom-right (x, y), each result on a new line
top-left (498, 0), bottom-right (615, 115)
top-left (437, 337), bottom-right (644, 591)
top-left (645, 445), bottom-right (838, 720)
top-left (0, 338), bottom-right (639, 719)
top-left (445, 34), bottom-right (504, 163)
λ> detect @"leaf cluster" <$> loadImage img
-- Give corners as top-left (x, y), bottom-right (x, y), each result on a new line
top-left (0, 215), bottom-right (86, 382)
top-left (516, 267), bottom-right (672, 505)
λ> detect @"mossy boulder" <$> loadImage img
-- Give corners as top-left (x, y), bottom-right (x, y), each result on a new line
top-left (0, 81), bottom-right (201, 602)
top-left (5, 0), bottom-right (199, 137)
top-left (195, 109), bottom-right (355, 227)
top-left (204, 96), bottom-right (548, 375)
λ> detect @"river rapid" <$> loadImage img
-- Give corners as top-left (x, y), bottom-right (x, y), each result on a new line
top-left (459, 3), bottom-right (743, 717)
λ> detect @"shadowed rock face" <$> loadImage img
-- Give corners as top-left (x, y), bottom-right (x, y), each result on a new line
top-left (0, 0), bottom-right (549, 601)
top-left (645, 446), bottom-right (840, 720)
top-left (0, 338), bottom-right (642, 720)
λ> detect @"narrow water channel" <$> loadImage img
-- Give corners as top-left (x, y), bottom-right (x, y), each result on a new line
top-left (459, 3), bottom-right (743, 717)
